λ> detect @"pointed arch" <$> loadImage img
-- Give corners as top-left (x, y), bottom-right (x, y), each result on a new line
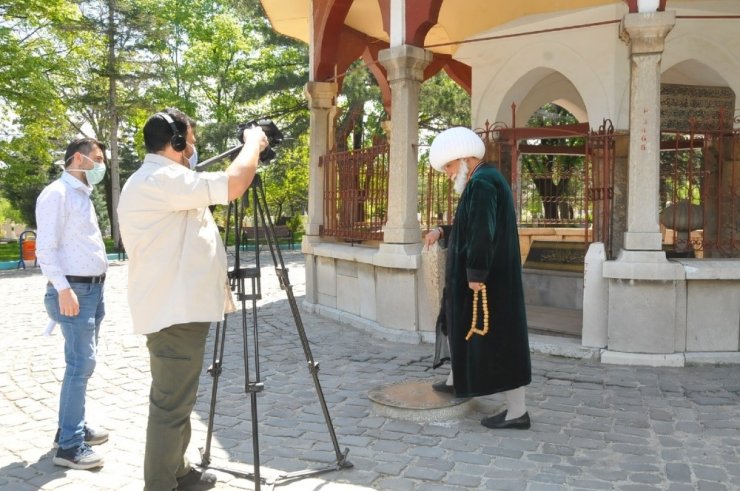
top-left (313, 0), bottom-right (354, 81)
top-left (474, 41), bottom-right (608, 129)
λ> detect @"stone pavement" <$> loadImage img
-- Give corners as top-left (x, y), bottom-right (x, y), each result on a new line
top-left (1, 251), bottom-right (739, 491)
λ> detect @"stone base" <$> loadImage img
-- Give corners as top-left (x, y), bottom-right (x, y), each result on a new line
top-left (368, 380), bottom-right (473, 422)
top-left (602, 350), bottom-right (740, 367)
top-left (601, 350), bottom-right (685, 367)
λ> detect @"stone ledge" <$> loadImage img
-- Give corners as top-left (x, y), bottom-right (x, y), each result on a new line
top-left (684, 352), bottom-right (740, 366)
top-left (302, 242), bottom-right (422, 270)
top-left (601, 350), bottom-right (685, 367)
top-left (602, 253), bottom-right (685, 280)
top-left (303, 300), bottom-right (740, 367)
top-left (672, 258), bottom-right (740, 280)
top-left (529, 333), bottom-right (600, 361)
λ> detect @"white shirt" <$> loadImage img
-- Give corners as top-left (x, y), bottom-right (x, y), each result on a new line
top-left (35, 172), bottom-right (108, 291)
top-left (117, 153), bottom-right (234, 335)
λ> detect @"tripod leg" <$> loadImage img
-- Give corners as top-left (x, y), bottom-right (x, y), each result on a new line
top-left (200, 180), bottom-right (350, 487)
top-left (253, 178), bottom-right (352, 469)
top-left (200, 318), bottom-right (228, 466)
top-left (243, 274), bottom-right (263, 490)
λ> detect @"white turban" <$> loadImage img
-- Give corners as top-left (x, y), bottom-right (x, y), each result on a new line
top-left (428, 127), bottom-right (485, 172)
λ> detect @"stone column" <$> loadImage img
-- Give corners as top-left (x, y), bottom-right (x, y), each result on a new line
top-left (610, 134), bottom-right (629, 257)
top-left (303, 81), bottom-right (337, 305)
top-left (303, 81), bottom-right (337, 238)
top-left (620, 11), bottom-right (675, 251)
top-left (378, 45), bottom-right (432, 245)
top-left (600, 12), bottom-right (686, 365)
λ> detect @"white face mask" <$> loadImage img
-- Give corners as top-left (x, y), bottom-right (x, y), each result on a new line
top-left (65, 154), bottom-right (106, 185)
top-left (187, 143), bottom-right (198, 169)
top-left (453, 159), bottom-right (469, 194)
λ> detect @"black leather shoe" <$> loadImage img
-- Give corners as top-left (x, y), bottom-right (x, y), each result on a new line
top-left (481, 410), bottom-right (531, 430)
top-left (431, 381), bottom-right (454, 394)
top-left (176, 467), bottom-right (216, 490)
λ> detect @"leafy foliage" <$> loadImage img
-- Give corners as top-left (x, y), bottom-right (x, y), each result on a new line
top-left (1, 1), bottom-right (474, 231)
top-left (1, 0), bottom-right (310, 228)
top-left (335, 60), bottom-right (386, 151)
top-left (419, 71), bottom-right (471, 134)
top-left (261, 133), bottom-right (309, 220)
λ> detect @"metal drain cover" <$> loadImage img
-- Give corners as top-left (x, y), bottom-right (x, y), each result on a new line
top-left (368, 380), bottom-right (473, 422)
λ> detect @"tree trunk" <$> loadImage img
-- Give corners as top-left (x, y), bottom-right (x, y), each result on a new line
top-left (107, 0), bottom-right (121, 245)
top-left (532, 177), bottom-right (569, 220)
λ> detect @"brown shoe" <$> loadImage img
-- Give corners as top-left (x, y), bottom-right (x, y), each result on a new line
top-left (481, 410), bottom-right (531, 430)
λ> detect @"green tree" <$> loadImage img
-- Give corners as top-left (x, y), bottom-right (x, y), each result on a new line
top-left (335, 60), bottom-right (386, 151)
top-left (0, 0), bottom-right (169, 229)
top-left (1, 0), bottom-right (313, 230)
top-left (419, 71), bottom-right (471, 133)
top-left (0, 197), bottom-right (22, 225)
top-left (60, 0), bottom-right (172, 243)
top-left (521, 103), bottom-right (582, 222)
top-left (181, 1), bottom-right (308, 154)
top-left (261, 133), bottom-right (309, 221)
top-left (0, 0), bottom-right (78, 225)
top-left (0, 121), bottom-right (63, 227)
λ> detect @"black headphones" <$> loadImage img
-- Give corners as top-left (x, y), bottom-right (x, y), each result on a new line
top-left (156, 112), bottom-right (187, 152)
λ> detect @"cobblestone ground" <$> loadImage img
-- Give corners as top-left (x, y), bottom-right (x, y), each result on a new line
top-left (1, 251), bottom-right (739, 490)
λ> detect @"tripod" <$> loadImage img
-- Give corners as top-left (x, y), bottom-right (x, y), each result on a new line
top-left (197, 159), bottom-right (352, 489)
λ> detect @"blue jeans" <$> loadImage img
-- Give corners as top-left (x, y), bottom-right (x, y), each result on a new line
top-left (44, 282), bottom-right (105, 449)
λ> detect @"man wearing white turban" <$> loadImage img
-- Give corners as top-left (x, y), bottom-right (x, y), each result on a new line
top-left (425, 127), bottom-right (532, 430)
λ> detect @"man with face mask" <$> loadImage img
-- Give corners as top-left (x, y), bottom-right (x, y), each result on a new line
top-left (35, 137), bottom-right (110, 469)
top-left (118, 107), bottom-right (268, 491)
top-left (424, 127), bottom-right (532, 430)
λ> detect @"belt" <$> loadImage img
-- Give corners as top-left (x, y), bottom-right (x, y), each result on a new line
top-left (66, 274), bottom-right (106, 284)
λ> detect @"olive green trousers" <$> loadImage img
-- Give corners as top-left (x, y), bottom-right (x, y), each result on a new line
top-left (144, 322), bottom-right (210, 491)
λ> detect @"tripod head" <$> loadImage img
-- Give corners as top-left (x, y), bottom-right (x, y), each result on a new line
top-left (194, 119), bottom-right (283, 172)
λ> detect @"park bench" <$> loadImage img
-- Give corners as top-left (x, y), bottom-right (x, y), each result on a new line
top-left (241, 225), bottom-right (295, 250)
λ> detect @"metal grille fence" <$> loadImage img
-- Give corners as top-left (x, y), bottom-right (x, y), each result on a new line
top-left (318, 110), bottom-right (738, 259)
top-left (419, 162), bottom-right (456, 230)
top-left (319, 120), bottom-right (614, 246)
top-left (320, 144), bottom-right (389, 241)
top-left (659, 109), bottom-right (740, 258)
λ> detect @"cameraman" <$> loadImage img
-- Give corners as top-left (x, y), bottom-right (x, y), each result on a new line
top-left (118, 108), bottom-right (268, 491)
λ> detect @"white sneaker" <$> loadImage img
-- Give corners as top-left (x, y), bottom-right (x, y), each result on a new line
top-left (52, 443), bottom-right (104, 470)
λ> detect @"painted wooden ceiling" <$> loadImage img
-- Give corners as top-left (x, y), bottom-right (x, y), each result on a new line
top-left (261, 0), bottom-right (639, 55)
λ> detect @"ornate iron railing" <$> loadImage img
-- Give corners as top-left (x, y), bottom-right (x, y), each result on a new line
top-left (659, 108), bottom-right (740, 258)
top-left (319, 117), bottom-right (614, 246)
top-left (419, 162), bottom-right (456, 230)
top-left (318, 108), bottom-right (738, 259)
top-left (320, 144), bottom-right (389, 241)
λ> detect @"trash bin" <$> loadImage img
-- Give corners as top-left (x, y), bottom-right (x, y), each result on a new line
top-left (18, 230), bottom-right (37, 269)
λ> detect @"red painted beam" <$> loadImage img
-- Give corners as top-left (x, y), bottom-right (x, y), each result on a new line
top-left (312, 0), bottom-right (471, 107)
top-left (443, 59), bottom-right (471, 95)
top-left (376, 0), bottom-right (442, 47)
top-left (313, 0), bottom-right (353, 81)
top-left (518, 144), bottom-right (586, 156)
top-left (498, 123), bottom-right (591, 140)
top-left (406, 0), bottom-right (443, 47)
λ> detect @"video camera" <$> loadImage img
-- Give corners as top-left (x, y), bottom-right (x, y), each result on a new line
top-left (193, 119), bottom-right (284, 172)
top-left (238, 119), bottom-right (283, 163)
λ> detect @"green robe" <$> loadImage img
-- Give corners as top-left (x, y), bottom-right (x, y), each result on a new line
top-left (438, 163), bottom-right (531, 398)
